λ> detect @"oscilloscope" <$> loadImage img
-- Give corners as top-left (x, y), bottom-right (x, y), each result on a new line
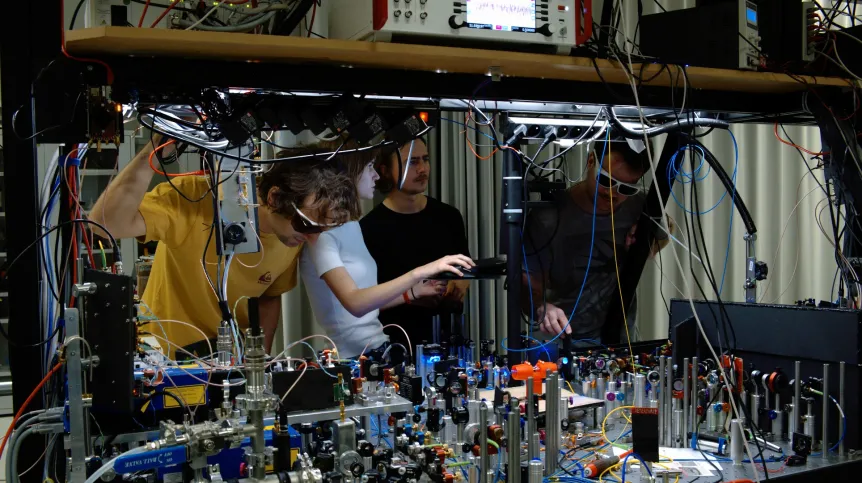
top-left (328, 0), bottom-right (593, 55)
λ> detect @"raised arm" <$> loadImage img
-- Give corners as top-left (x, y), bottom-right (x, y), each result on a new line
top-left (89, 135), bottom-right (173, 239)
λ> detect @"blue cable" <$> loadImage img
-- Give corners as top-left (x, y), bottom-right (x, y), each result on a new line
top-left (813, 396), bottom-right (846, 455)
top-left (43, 173), bottom-right (61, 369)
top-left (502, 129), bottom-right (608, 353)
top-left (620, 453), bottom-right (652, 482)
top-left (667, 139), bottom-right (738, 215)
top-left (667, 144), bottom-right (709, 184)
top-left (665, 131), bottom-right (739, 295)
top-left (439, 117), bottom-right (498, 142)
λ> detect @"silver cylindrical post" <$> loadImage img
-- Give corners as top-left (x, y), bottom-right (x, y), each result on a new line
top-left (545, 372), bottom-right (559, 476)
top-left (596, 376), bottom-right (606, 422)
top-left (597, 376), bottom-right (607, 401)
top-left (508, 398), bottom-right (521, 483)
top-left (605, 381), bottom-right (617, 418)
top-left (683, 357), bottom-right (690, 446)
top-left (822, 363), bottom-right (829, 458)
top-left (839, 361), bottom-right (846, 457)
top-left (480, 403), bottom-right (489, 483)
top-left (691, 357), bottom-right (699, 434)
top-left (751, 393), bottom-right (762, 430)
top-left (659, 357), bottom-right (666, 446)
top-left (804, 398), bottom-right (815, 437)
top-left (442, 415), bottom-right (455, 444)
top-left (561, 394), bottom-right (570, 431)
top-left (793, 360), bottom-right (801, 437)
top-left (665, 357), bottom-right (674, 446)
top-left (730, 419), bottom-right (744, 466)
top-left (528, 459), bottom-right (543, 483)
top-left (469, 459), bottom-right (479, 483)
top-left (773, 394), bottom-right (784, 441)
top-left (673, 408), bottom-right (683, 448)
top-left (526, 376), bottom-right (537, 462)
top-left (634, 374), bottom-right (646, 408)
top-left (707, 404), bottom-right (718, 432)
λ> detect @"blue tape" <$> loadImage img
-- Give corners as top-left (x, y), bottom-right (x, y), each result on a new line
top-left (59, 155), bottom-right (81, 168)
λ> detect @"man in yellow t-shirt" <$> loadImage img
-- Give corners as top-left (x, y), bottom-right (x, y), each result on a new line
top-left (90, 135), bottom-right (359, 353)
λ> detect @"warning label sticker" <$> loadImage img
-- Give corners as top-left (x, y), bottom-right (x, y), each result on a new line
top-left (164, 385), bottom-right (206, 407)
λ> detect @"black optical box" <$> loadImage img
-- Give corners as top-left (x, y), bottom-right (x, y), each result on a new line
top-left (639, 0), bottom-right (760, 70)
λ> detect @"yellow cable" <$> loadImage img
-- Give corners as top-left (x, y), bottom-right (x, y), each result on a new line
top-left (600, 462), bottom-right (622, 482)
top-left (566, 379), bottom-right (576, 395)
top-left (657, 454), bottom-right (680, 483)
top-left (601, 405), bottom-right (634, 449)
top-left (607, 142), bottom-right (635, 359)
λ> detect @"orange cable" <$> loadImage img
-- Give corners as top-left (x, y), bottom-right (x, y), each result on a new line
top-left (773, 122), bottom-right (829, 156)
top-left (466, 137), bottom-right (498, 160)
top-left (149, 140), bottom-right (208, 177)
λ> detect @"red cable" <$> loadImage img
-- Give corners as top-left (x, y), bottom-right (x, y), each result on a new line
top-left (138, 0), bottom-right (153, 27)
top-left (307, 1), bottom-right (317, 37)
top-left (773, 122), bottom-right (829, 156)
top-left (149, 1), bottom-right (179, 28)
top-left (0, 362), bottom-right (64, 459)
top-left (60, 0), bottom-right (115, 84)
top-left (71, 166), bottom-right (98, 269)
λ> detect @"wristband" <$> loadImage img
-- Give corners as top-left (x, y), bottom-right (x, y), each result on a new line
top-left (403, 291), bottom-right (412, 304)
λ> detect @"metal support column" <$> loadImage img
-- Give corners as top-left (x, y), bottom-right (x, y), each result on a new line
top-left (1, 2), bottom-right (66, 482)
top-left (502, 120), bottom-right (526, 366)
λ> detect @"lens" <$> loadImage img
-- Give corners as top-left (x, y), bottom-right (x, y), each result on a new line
top-left (617, 184), bottom-right (639, 196)
top-left (597, 173), bottom-right (615, 189)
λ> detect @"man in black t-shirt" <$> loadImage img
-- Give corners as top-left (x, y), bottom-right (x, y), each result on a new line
top-left (360, 138), bottom-right (471, 349)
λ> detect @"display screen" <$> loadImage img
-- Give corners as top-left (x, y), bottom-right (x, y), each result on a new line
top-left (746, 7), bottom-right (757, 25)
top-left (465, 0), bottom-right (537, 33)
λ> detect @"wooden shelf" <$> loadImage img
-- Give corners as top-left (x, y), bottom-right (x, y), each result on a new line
top-left (65, 27), bottom-right (849, 95)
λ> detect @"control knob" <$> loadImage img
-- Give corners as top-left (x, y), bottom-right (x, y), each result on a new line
top-left (449, 15), bottom-right (465, 29)
top-left (536, 23), bottom-right (556, 37)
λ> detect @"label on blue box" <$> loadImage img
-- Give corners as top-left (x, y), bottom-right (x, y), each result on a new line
top-left (115, 446), bottom-right (188, 474)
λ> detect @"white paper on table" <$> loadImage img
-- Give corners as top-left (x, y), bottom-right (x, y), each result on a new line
top-left (609, 447), bottom-right (719, 477)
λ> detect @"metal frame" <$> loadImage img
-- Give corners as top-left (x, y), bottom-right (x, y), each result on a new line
top-left (1, 2), bottom-right (64, 482)
top-left (0, 3), bottom-right (856, 481)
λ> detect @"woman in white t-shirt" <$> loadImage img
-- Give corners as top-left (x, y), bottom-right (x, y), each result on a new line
top-left (299, 156), bottom-right (474, 358)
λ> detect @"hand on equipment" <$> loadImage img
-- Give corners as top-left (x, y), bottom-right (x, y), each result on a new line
top-left (412, 254), bottom-right (475, 279)
top-left (411, 280), bottom-right (447, 299)
top-left (536, 302), bottom-right (571, 336)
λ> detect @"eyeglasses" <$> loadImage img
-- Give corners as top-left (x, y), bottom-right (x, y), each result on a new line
top-left (291, 203), bottom-right (338, 235)
top-left (597, 169), bottom-right (642, 197)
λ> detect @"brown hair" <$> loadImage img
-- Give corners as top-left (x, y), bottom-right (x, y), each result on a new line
top-left (258, 140), bottom-right (361, 225)
top-left (594, 139), bottom-right (653, 174)
top-left (374, 137), bottom-right (428, 194)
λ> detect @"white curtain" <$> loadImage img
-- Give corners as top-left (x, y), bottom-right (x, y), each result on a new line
top-left (428, 113), bottom-right (835, 347)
